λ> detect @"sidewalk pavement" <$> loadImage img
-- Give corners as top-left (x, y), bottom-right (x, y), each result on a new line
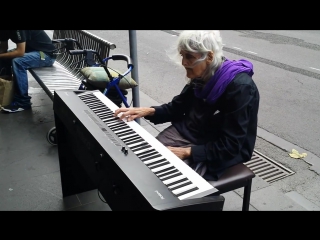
top-left (0, 73), bottom-right (320, 211)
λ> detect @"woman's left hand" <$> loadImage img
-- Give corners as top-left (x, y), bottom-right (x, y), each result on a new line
top-left (167, 146), bottom-right (191, 160)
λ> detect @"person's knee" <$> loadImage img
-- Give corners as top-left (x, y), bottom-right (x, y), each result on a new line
top-left (12, 57), bottom-right (22, 67)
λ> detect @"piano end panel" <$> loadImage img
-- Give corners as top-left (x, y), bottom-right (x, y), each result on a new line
top-left (160, 195), bottom-right (225, 211)
top-left (55, 112), bottom-right (100, 197)
top-left (97, 160), bottom-right (157, 211)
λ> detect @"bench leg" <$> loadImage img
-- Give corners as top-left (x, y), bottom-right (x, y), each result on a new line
top-left (242, 179), bottom-right (252, 211)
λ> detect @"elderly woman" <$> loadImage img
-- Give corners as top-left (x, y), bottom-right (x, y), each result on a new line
top-left (114, 30), bottom-right (260, 181)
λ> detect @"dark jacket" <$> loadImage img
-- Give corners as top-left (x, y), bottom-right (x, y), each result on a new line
top-left (144, 72), bottom-right (260, 180)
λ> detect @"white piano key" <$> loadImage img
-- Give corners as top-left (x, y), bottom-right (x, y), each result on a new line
top-left (133, 147), bottom-right (154, 155)
top-left (162, 174), bottom-right (186, 185)
top-left (118, 133), bottom-right (138, 140)
top-left (171, 184), bottom-right (198, 195)
top-left (168, 179), bottom-right (191, 189)
top-left (151, 163), bottom-right (174, 173)
top-left (143, 156), bottom-right (165, 165)
top-left (159, 171), bottom-right (182, 181)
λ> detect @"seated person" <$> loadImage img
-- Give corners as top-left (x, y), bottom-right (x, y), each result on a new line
top-left (114, 30), bottom-right (260, 181)
top-left (0, 30), bottom-right (56, 113)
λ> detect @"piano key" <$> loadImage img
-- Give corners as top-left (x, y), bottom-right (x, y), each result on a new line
top-left (118, 133), bottom-right (139, 140)
top-left (114, 128), bottom-right (134, 134)
top-left (117, 130), bottom-right (136, 138)
top-left (158, 171), bottom-right (182, 181)
top-left (148, 160), bottom-right (170, 170)
top-left (166, 177), bottom-right (189, 187)
top-left (140, 154), bottom-right (162, 162)
top-left (109, 125), bottom-right (129, 132)
top-left (168, 180), bottom-right (192, 191)
top-left (171, 183), bottom-right (198, 195)
top-left (162, 174), bottom-right (188, 185)
top-left (156, 168), bottom-right (179, 178)
top-left (134, 147), bottom-right (155, 155)
top-left (145, 159), bottom-right (168, 168)
top-left (127, 140), bottom-right (148, 148)
top-left (139, 150), bottom-right (163, 161)
top-left (123, 137), bottom-right (144, 145)
top-left (143, 156), bottom-right (165, 164)
top-left (151, 163), bottom-right (174, 173)
top-left (107, 121), bottom-right (125, 127)
top-left (139, 152), bottom-right (161, 161)
top-left (130, 144), bottom-right (152, 153)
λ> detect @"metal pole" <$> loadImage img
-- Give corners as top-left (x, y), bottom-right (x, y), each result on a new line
top-left (129, 30), bottom-right (141, 124)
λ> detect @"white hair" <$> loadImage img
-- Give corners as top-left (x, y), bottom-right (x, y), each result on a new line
top-left (167, 30), bottom-right (224, 83)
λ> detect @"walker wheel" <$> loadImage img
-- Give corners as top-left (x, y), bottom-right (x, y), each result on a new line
top-left (47, 127), bottom-right (58, 145)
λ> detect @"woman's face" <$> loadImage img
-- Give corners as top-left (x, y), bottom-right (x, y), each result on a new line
top-left (180, 50), bottom-right (211, 79)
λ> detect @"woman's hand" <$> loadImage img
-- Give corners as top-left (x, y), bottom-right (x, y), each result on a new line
top-left (114, 107), bottom-right (155, 122)
top-left (167, 146), bottom-right (191, 160)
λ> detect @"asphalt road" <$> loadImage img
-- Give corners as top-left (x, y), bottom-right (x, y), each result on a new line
top-left (85, 30), bottom-right (320, 164)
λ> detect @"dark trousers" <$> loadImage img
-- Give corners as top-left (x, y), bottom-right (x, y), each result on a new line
top-left (156, 125), bottom-right (207, 177)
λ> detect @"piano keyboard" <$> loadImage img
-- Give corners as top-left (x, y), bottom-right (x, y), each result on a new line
top-left (77, 91), bottom-right (218, 200)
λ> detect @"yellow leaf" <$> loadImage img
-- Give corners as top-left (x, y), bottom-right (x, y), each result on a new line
top-left (288, 149), bottom-right (307, 159)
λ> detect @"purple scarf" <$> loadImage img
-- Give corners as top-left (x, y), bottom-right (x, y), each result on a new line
top-left (194, 59), bottom-right (254, 104)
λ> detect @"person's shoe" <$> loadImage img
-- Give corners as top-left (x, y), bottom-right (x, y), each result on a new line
top-left (1, 102), bottom-right (31, 113)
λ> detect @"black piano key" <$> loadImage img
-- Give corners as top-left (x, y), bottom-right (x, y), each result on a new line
top-left (169, 181), bottom-right (192, 191)
top-left (120, 134), bottom-right (140, 141)
top-left (156, 169), bottom-right (179, 178)
top-left (123, 137), bottom-right (144, 145)
top-left (114, 128), bottom-right (133, 134)
top-left (88, 104), bottom-right (104, 108)
top-left (98, 114), bottom-right (114, 120)
top-left (98, 112), bottom-right (114, 117)
top-left (153, 166), bottom-right (176, 175)
top-left (174, 187), bottom-right (199, 198)
top-left (103, 117), bottom-right (120, 123)
top-left (160, 172), bottom-right (183, 182)
top-left (136, 149), bottom-right (157, 158)
top-left (93, 108), bottom-right (109, 114)
top-left (81, 99), bottom-right (97, 103)
top-left (107, 121), bottom-right (124, 127)
top-left (129, 142), bottom-right (149, 151)
top-left (166, 177), bottom-right (189, 187)
top-left (130, 144), bottom-right (152, 152)
top-left (110, 126), bottom-right (130, 132)
top-left (109, 123), bottom-right (128, 130)
top-left (90, 106), bottom-right (106, 111)
top-left (109, 121), bottom-right (128, 127)
top-left (145, 159), bottom-right (167, 167)
top-left (140, 154), bottom-right (162, 162)
top-left (117, 130), bottom-right (136, 137)
top-left (104, 120), bottom-right (123, 126)
top-left (138, 152), bottom-right (159, 161)
top-left (148, 161), bottom-right (170, 170)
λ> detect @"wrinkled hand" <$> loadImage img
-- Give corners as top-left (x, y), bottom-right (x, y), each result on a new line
top-left (114, 107), bottom-right (155, 122)
top-left (167, 146), bottom-right (191, 160)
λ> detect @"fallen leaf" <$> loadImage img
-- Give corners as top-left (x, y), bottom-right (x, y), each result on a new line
top-left (289, 149), bottom-right (307, 159)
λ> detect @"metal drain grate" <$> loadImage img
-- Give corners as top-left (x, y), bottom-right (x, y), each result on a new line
top-left (244, 150), bottom-right (295, 183)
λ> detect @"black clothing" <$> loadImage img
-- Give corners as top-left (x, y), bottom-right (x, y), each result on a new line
top-left (144, 72), bottom-right (260, 180)
top-left (0, 30), bottom-right (55, 56)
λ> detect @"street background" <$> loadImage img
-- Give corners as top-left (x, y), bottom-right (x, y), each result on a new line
top-left (0, 30), bottom-right (319, 210)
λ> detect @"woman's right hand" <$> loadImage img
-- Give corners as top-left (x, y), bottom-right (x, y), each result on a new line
top-left (113, 107), bottom-right (155, 122)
